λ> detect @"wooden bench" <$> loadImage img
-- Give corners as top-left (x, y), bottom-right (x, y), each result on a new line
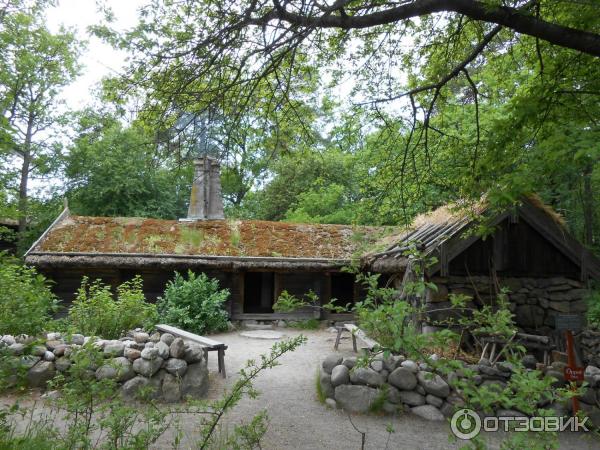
top-left (334, 324), bottom-right (379, 353)
top-left (156, 324), bottom-right (228, 378)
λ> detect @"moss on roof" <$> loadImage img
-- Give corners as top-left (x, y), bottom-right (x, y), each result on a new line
top-left (36, 215), bottom-right (388, 260)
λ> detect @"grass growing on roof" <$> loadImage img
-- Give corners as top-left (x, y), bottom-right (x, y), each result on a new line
top-left (180, 227), bottom-right (205, 248)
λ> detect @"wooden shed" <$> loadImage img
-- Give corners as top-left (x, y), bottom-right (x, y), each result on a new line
top-left (24, 208), bottom-right (386, 321)
top-left (362, 196), bottom-right (600, 333)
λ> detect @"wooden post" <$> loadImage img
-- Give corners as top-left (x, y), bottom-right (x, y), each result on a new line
top-left (565, 330), bottom-right (580, 415)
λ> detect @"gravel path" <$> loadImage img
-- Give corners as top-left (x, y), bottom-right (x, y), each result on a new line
top-left (168, 328), bottom-right (598, 450)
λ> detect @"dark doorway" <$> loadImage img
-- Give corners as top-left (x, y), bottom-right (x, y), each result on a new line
top-left (331, 273), bottom-right (356, 309)
top-left (244, 272), bottom-right (274, 313)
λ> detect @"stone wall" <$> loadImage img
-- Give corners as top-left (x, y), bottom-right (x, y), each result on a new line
top-left (320, 353), bottom-right (600, 424)
top-left (0, 329), bottom-right (209, 402)
top-left (581, 329), bottom-right (600, 367)
top-left (426, 276), bottom-right (588, 333)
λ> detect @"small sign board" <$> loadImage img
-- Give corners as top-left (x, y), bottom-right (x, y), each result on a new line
top-left (564, 366), bottom-right (585, 382)
top-left (555, 314), bottom-right (584, 332)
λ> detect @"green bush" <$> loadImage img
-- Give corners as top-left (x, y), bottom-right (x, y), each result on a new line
top-left (0, 253), bottom-right (59, 336)
top-left (586, 289), bottom-right (600, 329)
top-left (157, 270), bottom-right (229, 334)
top-left (68, 276), bottom-right (157, 339)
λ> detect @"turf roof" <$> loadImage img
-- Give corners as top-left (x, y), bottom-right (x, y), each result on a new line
top-left (35, 215), bottom-right (386, 260)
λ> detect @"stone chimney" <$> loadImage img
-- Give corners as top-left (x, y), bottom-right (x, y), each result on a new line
top-left (186, 156), bottom-right (224, 220)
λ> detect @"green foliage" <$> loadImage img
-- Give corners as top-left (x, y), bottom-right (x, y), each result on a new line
top-left (0, 253), bottom-right (59, 335)
top-left (68, 276), bottom-right (157, 339)
top-left (586, 289), bottom-right (600, 329)
top-left (315, 367), bottom-right (326, 404)
top-left (157, 270), bottom-right (229, 335)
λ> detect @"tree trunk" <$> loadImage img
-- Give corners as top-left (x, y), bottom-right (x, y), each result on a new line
top-left (18, 113), bottom-right (34, 236)
top-left (582, 162), bottom-right (594, 247)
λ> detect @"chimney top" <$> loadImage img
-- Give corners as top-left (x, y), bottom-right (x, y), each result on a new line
top-left (184, 156), bottom-right (224, 221)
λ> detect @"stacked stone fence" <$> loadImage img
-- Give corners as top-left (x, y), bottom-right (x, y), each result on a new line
top-left (319, 352), bottom-right (600, 425)
top-left (425, 276), bottom-right (588, 334)
top-left (0, 329), bottom-right (209, 402)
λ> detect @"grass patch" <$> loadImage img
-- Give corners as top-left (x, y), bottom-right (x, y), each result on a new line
top-left (287, 319), bottom-right (320, 330)
top-left (369, 386), bottom-right (388, 413)
top-left (315, 367), bottom-right (326, 404)
top-left (181, 227), bottom-right (205, 248)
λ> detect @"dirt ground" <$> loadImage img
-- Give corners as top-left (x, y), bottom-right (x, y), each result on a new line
top-left (163, 328), bottom-right (599, 450)
top-left (2, 328), bottom-right (598, 449)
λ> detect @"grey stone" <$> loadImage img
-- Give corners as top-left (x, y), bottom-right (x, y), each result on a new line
top-left (181, 362), bottom-right (209, 399)
top-left (53, 344), bottom-right (69, 357)
top-left (132, 356), bottom-right (163, 377)
top-left (141, 347), bottom-right (159, 360)
top-left (386, 384), bottom-right (402, 404)
top-left (417, 371), bottom-right (450, 398)
top-left (350, 367), bottom-right (384, 387)
top-left (144, 342), bottom-right (155, 348)
top-left (134, 332), bottom-right (149, 344)
top-left (415, 385), bottom-right (426, 395)
top-left (411, 405), bottom-right (445, 421)
top-left (70, 334), bottom-right (85, 345)
top-left (388, 367), bottom-right (417, 390)
top-left (43, 351), bottom-right (55, 362)
top-left (112, 357), bottom-right (135, 381)
top-left (162, 373), bottom-right (182, 402)
top-left (382, 402), bottom-right (400, 414)
top-left (55, 356), bottom-right (71, 372)
top-left (320, 372), bottom-right (335, 398)
top-left (1, 335), bottom-right (15, 346)
top-left (27, 361), bottom-right (55, 387)
top-left (184, 344), bottom-right (204, 364)
top-left (521, 355), bottom-right (537, 369)
top-left (20, 355), bottom-right (40, 369)
top-left (322, 354), bottom-right (343, 374)
top-left (149, 332), bottom-right (161, 343)
top-left (370, 359), bottom-right (384, 372)
top-left (156, 341), bottom-right (170, 359)
top-left (31, 345), bottom-right (46, 357)
top-left (580, 386), bottom-right (597, 405)
top-left (398, 390), bottom-right (426, 406)
top-left (342, 357), bottom-right (357, 369)
top-left (160, 333), bottom-right (175, 345)
top-left (334, 385), bottom-right (379, 413)
top-left (426, 394), bottom-right (444, 408)
top-left (446, 393), bottom-right (465, 407)
top-left (45, 339), bottom-right (63, 351)
top-left (481, 379), bottom-right (507, 390)
top-left (496, 409), bottom-right (528, 417)
top-left (169, 338), bottom-right (186, 359)
top-left (479, 365), bottom-right (506, 378)
top-left (440, 402), bottom-right (455, 417)
top-left (121, 376), bottom-right (152, 401)
top-left (325, 398), bottom-right (337, 409)
top-left (400, 360), bottom-right (419, 373)
top-left (8, 343), bottom-right (25, 355)
top-left (165, 358), bottom-right (188, 377)
top-left (124, 348), bottom-right (141, 360)
top-left (330, 365), bottom-right (350, 387)
top-left (46, 332), bottom-right (61, 341)
top-left (104, 341), bottom-right (125, 357)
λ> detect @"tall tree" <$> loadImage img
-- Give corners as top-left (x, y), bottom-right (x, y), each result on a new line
top-left (0, 6), bottom-right (80, 237)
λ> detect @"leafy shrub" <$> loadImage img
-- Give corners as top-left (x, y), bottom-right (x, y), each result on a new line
top-left (0, 253), bottom-right (59, 336)
top-left (68, 276), bottom-right (157, 339)
top-left (157, 270), bottom-right (229, 334)
top-left (586, 289), bottom-right (600, 329)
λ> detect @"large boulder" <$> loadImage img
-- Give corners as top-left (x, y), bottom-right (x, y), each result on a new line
top-left (181, 362), bottom-right (209, 399)
top-left (165, 358), bottom-right (188, 377)
top-left (349, 367), bottom-right (384, 387)
top-left (184, 344), bottom-right (204, 364)
top-left (334, 385), bottom-right (379, 413)
top-left (121, 376), bottom-right (151, 401)
top-left (27, 361), bottom-right (55, 388)
top-left (330, 365), bottom-right (350, 387)
top-left (133, 356), bottom-right (163, 377)
top-left (398, 390), bottom-right (426, 406)
top-left (162, 373), bottom-right (182, 402)
top-left (388, 367), bottom-right (417, 390)
top-left (417, 372), bottom-right (450, 398)
top-left (96, 357), bottom-right (135, 382)
top-left (400, 360), bottom-right (419, 373)
top-left (322, 355), bottom-right (343, 374)
top-left (141, 347), bottom-right (159, 360)
top-left (104, 341), bottom-right (125, 357)
top-left (169, 338), bottom-right (186, 359)
top-left (411, 404), bottom-right (445, 421)
top-left (134, 332), bottom-right (150, 344)
top-left (160, 333), bottom-right (175, 345)
top-left (156, 342), bottom-right (170, 359)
